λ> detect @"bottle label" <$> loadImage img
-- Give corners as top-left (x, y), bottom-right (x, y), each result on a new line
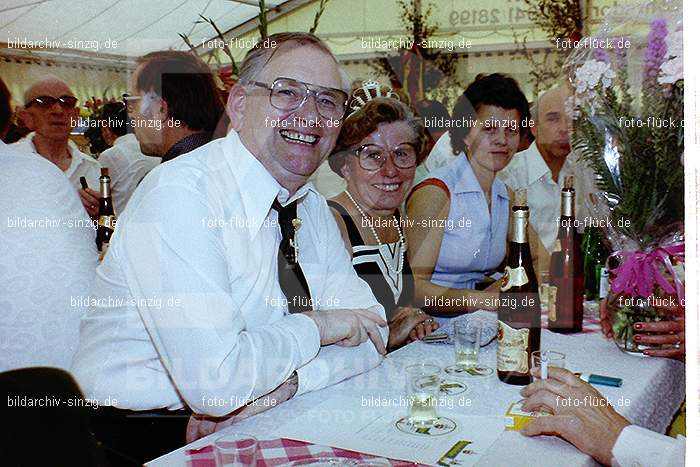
top-left (552, 239), bottom-right (562, 252)
top-left (500, 266), bottom-right (529, 292)
top-left (497, 321), bottom-right (529, 373)
top-left (548, 286), bottom-right (558, 321)
top-left (98, 215), bottom-right (115, 229)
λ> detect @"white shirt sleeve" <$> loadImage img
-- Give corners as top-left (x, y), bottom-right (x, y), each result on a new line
top-left (118, 183), bottom-right (322, 416)
top-left (611, 425), bottom-right (685, 467)
top-left (295, 207), bottom-right (388, 396)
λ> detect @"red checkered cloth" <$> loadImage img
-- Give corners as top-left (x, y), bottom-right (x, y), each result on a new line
top-left (186, 438), bottom-right (424, 466)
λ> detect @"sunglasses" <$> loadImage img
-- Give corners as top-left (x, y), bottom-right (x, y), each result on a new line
top-left (25, 95), bottom-right (78, 109)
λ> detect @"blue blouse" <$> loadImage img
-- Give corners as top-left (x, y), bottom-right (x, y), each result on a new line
top-left (415, 154), bottom-right (510, 290)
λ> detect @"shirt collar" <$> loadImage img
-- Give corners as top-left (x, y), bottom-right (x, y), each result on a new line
top-left (162, 131), bottom-right (212, 163)
top-left (452, 152), bottom-right (509, 200)
top-left (525, 142), bottom-right (573, 186)
top-left (524, 142), bottom-right (552, 185)
top-left (224, 131), bottom-right (318, 239)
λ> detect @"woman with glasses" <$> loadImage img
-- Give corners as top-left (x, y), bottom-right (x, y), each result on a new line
top-left (326, 95), bottom-right (438, 350)
top-left (406, 74), bottom-right (546, 324)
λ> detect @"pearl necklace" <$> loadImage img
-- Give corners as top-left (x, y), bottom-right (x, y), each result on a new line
top-left (344, 190), bottom-right (405, 275)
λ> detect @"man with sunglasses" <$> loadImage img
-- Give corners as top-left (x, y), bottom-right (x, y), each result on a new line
top-left (73, 32), bottom-right (389, 464)
top-left (14, 77), bottom-right (103, 218)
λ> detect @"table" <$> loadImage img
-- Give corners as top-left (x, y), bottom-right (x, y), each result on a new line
top-left (148, 320), bottom-right (684, 466)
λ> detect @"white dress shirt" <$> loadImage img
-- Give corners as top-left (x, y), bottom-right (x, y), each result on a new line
top-left (98, 133), bottom-right (160, 214)
top-left (0, 141), bottom-right (98, 372)
top-left (498, 142), bottom-right (594, 252)
top-left (612, 425), bottom-right (685, 467)
top-left (12, 132), bottom-right (102, 192)
top-left (414, 131), bottom-right (456, 183)
top-left (71, 130), bottom-right (387, 416)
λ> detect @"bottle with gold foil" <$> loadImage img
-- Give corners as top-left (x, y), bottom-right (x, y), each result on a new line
top-left (96, 168), bottom-right (116, 256)
top-left (497, 189), bottom-right (541, 386)
top-left (548, 176), bottom-right (584, 333)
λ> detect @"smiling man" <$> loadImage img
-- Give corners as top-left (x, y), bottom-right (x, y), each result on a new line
top-left (13, 77), bottom-right (103, 217)
top-left (72, 32), bottom-right (388, 464)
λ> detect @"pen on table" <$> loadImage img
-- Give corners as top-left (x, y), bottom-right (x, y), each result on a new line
top-left (80, 176), bottom-right (89, 190)
top-left (575, 373), bottom-right (623, 387)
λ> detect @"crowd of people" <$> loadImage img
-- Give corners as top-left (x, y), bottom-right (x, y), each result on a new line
top-left (0, 31), bottom-right (685, 466)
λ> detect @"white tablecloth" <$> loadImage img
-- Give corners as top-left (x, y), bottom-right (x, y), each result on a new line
top-left (149, 329), bottom-right (685, 466)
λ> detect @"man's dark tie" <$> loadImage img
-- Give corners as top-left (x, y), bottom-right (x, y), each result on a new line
top-left (271, 199), bottom-right (312, 313)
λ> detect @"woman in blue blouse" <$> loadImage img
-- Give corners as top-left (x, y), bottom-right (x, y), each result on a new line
top-left (406, 74), bottom-right (546, 322)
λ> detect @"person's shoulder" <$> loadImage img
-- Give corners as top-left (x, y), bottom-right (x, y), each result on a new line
top-left (498, 147), bottom-right (529, 186)
top-left (71, 144), bottom-right (102, 167)
top-left (0, 144), bottom-right (78, 196)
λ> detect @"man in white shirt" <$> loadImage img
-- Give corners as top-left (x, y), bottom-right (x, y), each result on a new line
top-left (98, 102), bottom-right (159, 214)
top-left (0, 77), bottom-right (98, 372)
top-left (13, 77), bottom-right (103, 218)
top-left (520, 368), bottom-right (684, 467)
top-left (72, 32), bottom-right (387, 463)
top-left (499, 84), bottom-right (593, 252)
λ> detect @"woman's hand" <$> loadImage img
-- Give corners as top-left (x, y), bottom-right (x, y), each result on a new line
top-left (408, 319), bottom-right (439, 342)
top-left (388, 306), bottom-right (437, 348)
top-left (634, 319), bottom-right (685, 360)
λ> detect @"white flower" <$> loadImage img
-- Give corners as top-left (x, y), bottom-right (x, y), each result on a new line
top-left (575, 60), bottom-right (616, 94)
top-left (659, 29), bottom-right (683, 84)
top-left (573, 60), bottom-right (615, 114)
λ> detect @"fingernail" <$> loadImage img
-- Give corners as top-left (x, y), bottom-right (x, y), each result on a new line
top-left (633, 323), bottom-right (642, 330)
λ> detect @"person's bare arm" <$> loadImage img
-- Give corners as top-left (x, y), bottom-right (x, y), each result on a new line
top-left (406, 185), bottom-right (498, 314)
top-left (186, 373), bottom-right (299, 443)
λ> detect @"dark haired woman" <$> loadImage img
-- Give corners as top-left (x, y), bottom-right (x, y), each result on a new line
top-left (406, 74), bottom-right (546, 324)
top-left (326, 94), bottom-right (438, 349)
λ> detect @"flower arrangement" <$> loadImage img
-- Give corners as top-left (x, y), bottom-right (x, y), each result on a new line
top-left (565, 0), bottom-right (684, 354)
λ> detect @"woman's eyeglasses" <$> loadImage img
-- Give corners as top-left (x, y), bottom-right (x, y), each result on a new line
top-left (354, 143), bottom-right (418, 171)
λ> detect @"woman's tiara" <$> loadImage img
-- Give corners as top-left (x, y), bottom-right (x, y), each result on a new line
top-left (348, 80), bottom-right (400, 115)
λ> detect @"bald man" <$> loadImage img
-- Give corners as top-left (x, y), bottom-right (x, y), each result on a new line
top-left (499, 84), bottom-right (594, 252)
top-left (13, 77), bottom-right (102, 217)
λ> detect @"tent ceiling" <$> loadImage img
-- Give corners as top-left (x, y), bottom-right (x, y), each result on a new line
top-left (0, 0), bottom-right (289, 58)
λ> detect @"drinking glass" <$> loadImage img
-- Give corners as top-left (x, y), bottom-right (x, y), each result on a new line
top-left (405, 363), bottom-right (441, 426)
top-left (531, 350), bottom-right (566, 380)
top-left (214, 433), bottom-right (258, 467)
top-left (453, 321), bottom-right (481, 368)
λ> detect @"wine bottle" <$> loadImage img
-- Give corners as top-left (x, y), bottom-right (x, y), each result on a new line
top-left (582, 226), bottom-right (605, 300)
top-left (548, 176), bottom-right (584, 333)
top-left (96, 168), bottom-right (116, 254)
top-left (497, 189), bottom-right (541, 386)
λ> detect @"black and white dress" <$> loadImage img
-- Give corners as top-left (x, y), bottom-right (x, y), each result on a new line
top-left (328, 200), bottom-right (414, 320)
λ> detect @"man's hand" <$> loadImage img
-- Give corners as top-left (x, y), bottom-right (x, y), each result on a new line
top-left (634, 319), bottom-right (685, 360)
top-left (388, 306), bottom-right (437, 348)
top-left (79, 188), bottom-right (100, 218)
top-left (303, 309), bottom-right (387, 355)
top-left (519, 367), bottom-right (631, 466)
top-left (185, 373), bottom-right (298, 443)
